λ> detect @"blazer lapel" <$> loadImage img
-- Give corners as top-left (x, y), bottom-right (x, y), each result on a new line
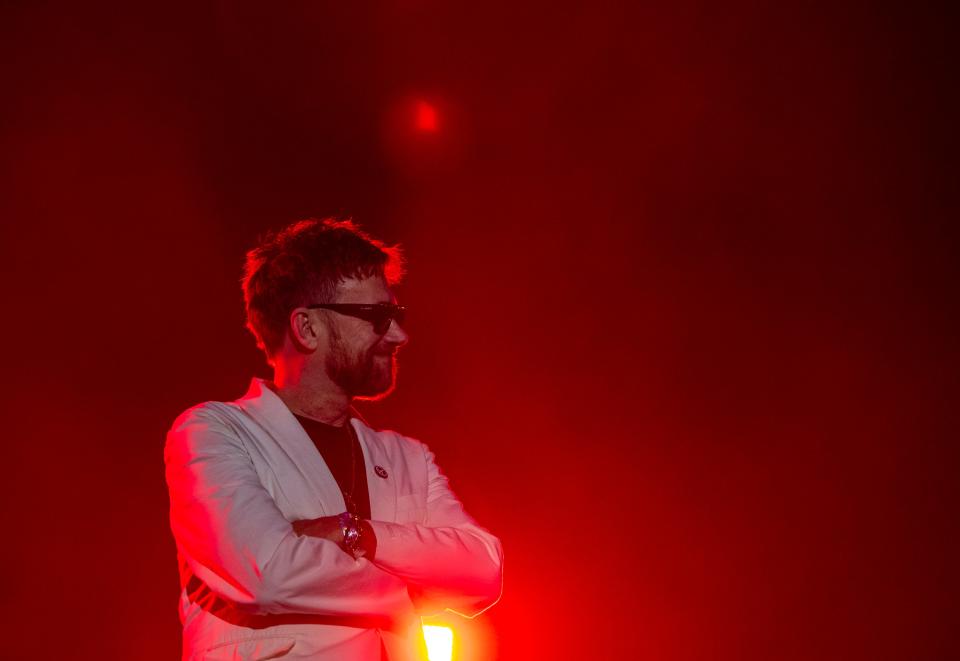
top-left (236, 378), bottom-right (346, 516)
top-left (351, 418), bottom-right (396, 522)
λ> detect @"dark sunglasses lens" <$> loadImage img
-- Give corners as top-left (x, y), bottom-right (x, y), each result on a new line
top-left (372, 307), bottom-right (404, 334)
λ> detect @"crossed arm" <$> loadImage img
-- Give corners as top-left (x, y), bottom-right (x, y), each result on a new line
top-left (165, 408), bottom-right (503, 618)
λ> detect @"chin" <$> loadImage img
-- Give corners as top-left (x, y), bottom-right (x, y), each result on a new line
top-left (351, 357), bottom-right (398, 401)
top-left (354, 383), bottom-right (396, 402)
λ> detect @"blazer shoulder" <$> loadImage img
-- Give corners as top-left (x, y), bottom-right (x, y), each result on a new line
top-left (165, 401), bottom-right (253, 457)
top-left (168, 399), bottom-right (242, 433)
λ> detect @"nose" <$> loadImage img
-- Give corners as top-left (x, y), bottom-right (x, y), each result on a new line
top-left (384, 318), bottom-right (409, 346)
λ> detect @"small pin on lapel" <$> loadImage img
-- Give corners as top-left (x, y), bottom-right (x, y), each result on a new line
top-left (374, 465), bottom-right (388, 479)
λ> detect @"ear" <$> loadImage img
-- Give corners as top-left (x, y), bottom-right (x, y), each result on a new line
top-left (288, 308), bottom-right (323, 351)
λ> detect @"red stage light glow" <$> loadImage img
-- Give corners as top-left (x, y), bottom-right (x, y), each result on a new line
top-left (415, 100), bottom-right (438, 132)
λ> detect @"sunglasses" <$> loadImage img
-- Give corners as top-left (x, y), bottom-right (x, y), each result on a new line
top-left (306, 302), bottom-right (407, 335)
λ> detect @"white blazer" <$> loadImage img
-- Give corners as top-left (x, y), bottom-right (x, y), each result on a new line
top-left (165, 379), bottom-right (503, 660)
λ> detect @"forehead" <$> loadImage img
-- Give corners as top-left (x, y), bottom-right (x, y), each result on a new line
top-left (335, 275), bottom-right (394, 303)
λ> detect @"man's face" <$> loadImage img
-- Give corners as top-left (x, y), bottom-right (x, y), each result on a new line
top-left (322, 275), bottom-right (409, 400)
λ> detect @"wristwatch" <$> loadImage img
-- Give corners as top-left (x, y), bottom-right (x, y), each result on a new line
top-left (337, 511), bottom-right (363, 558)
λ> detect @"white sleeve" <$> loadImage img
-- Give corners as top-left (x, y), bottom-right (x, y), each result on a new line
top-left (165, 407), bottom-right (412, 617)
top-left (368, 444), bottom-right (504, 617)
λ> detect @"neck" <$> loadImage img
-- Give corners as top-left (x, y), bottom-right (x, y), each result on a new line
top-left (270, 360), bottom-right (352, 426)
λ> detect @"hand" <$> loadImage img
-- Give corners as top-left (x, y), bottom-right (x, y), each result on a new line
top-left (291, 516), bottom-right (343, 543)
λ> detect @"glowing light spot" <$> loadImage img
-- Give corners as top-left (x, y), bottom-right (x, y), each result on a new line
top-left (422, 624), bottom-right (454, 661)
top-left (415, 101), bottom-right (438, 132)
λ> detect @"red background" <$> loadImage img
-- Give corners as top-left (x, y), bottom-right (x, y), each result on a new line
top-left (1, 2), bottom-right (956, 659)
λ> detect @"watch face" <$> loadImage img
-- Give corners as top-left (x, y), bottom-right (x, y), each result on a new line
top-left (337, 512), bottom-right (361, 553)
top-left (343, 521), bottom-right (361, 548)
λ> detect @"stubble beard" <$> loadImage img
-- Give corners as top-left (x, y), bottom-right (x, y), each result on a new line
top-left (326, 327), bottom-right (398, 400)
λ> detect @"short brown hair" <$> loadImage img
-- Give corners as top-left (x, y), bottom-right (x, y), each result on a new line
top-left (242, 218), bottom-right (404, 358)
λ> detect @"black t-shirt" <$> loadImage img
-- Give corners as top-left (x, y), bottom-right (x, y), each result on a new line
top-left (294, 415), bottom-right (372, 520)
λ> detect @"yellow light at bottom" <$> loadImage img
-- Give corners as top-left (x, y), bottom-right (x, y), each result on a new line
top-left (422, 624), bottom-right (454, 661)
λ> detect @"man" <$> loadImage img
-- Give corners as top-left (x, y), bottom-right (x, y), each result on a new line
top-left (164, 218), bottom-right (503, 660)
